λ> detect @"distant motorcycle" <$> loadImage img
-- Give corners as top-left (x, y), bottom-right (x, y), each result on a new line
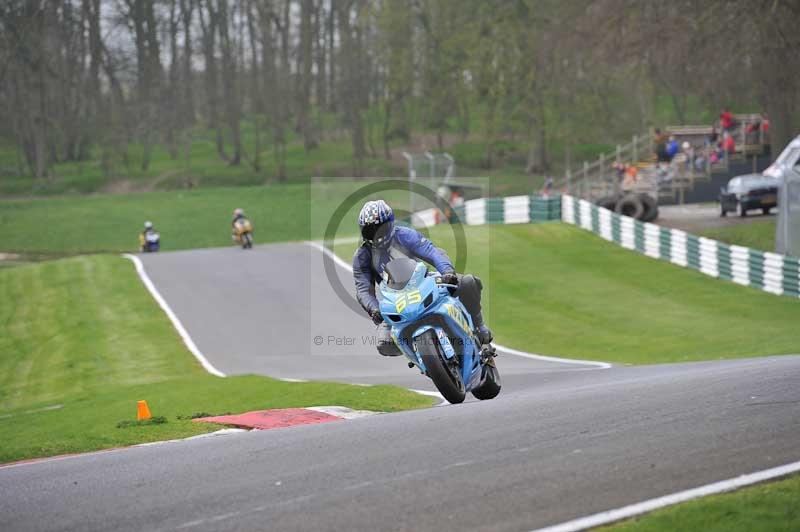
top-left (379, 258), bottom-right (500, 404)
top-left (233, 218), bottom-right (254, 249)
top-left (140, 230), bottom-right (160, 253)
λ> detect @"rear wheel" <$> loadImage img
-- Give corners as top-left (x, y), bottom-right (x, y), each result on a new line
top-left (471, 361), bottom-right (501, 400)
top-left (243, 233), bottom-right (253, 249)
top-left (417, 330), bottom-right (465, 404)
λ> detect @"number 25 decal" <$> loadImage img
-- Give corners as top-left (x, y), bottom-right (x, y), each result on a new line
top-left (395, 290), bottom-right (422, 312)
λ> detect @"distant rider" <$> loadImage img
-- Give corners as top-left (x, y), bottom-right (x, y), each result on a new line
top-left (353, 199), bottom-right (492, 357)
top-left (139, 221), bottom-right (159, 252)
top-left (231, 208), bottom-right (250, 239)
top-left (232, 208), bottom-right (248, 229)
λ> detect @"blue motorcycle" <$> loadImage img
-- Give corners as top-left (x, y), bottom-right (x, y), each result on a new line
top-left (140, 230), bottom-right (160, 253)
top-left (379, 258), bottom-right (500, 404)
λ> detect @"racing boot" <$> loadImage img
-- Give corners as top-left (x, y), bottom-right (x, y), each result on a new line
top-left (377, 322), bottom-right (403, 357)
top-left (473, 312), bottom-right (493, 345)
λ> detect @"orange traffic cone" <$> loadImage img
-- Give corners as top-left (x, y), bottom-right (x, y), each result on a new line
top-left (137, 400), bottom-right (152, 421)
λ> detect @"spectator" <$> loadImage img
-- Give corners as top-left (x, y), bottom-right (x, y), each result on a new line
top-left (613, 161), bottom-right (625, 182)
top-left (622, 163), bottom-right (639, 188)
top-left (541, 176), bottom-right (554, 197)
top-left (655, 162), bottom-right (673, 185)
top-left (654, 128), bottom-right (670, 162)
top-left (720, 108), bottom-right (735, 131)
top-left (681, 141), bottom-right (694, 171)
top-left (722, 131), bottom-right (736, 154)
top-left (761, 112), bottom-right (770, 134)
top-left (707, 125), bottom-right (719, 145)
top-left (694, 151), bottom-right (706, 171)
top-left (666, 135), bottom-right (680, 160)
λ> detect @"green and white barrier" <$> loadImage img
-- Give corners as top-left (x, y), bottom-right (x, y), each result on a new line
top-left (562, 195), bottom-right (800, 298)
top-left (455, 195), bottom-right (562, 225)
top-left (417, 192), bottom-right (797, 298)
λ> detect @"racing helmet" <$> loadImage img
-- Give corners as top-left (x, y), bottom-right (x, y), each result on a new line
top-left (233, 208), bottom-right (244, 217)
top-left (144, 221), bottom-right (153, 230)
top-left (358, 200), bottom-right (395, 249)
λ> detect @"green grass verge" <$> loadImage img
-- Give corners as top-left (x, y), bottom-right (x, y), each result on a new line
top-left (0, 255), bottom-right (433, 463)
top-left (335, 223), bottom-right (800, 364)
top-left (698, 219), bottom-right (778, 254)
top-left (0, 185), bottom-right (312, 253)
top-left (0, 181), bottom-right (426, 254)
top-left (602, 474), bottom-right (800, 531)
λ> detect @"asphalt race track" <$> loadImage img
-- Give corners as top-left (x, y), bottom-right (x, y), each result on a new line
top-left (2, 244), bottom-right (799, 532)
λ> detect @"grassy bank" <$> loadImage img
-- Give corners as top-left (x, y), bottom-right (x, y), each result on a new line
top-left (0, 185), bottom-right (311, 253)
top-left (0, 255), bottom-right (433, 463)
top-left (335, 223), bottom-right (800, 364)
top-left (604, 474), bottom-right (800, 531)
top-left (0, 181), bottom-right (433, 253)
top-left (698, 219), bottom-right (778, 254)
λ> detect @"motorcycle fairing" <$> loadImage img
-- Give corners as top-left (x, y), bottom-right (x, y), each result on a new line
top-left (378, 260), bottom-right (484, 391)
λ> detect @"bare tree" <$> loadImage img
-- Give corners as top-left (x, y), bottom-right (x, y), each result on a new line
top-left (337, 0), bottom-right (367, 176)
top-left (296, 0), bottom-right (319, 150)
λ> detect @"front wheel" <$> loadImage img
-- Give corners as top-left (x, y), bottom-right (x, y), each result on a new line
top-left (472, 362), bottom-right (501, 400)
top-left (242, 233), bottom-right (253, 249)
top-left (417, 330), bottom-right (465, 404)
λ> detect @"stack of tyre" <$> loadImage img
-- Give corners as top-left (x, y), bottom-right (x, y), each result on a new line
top-left (595, 193), bottom-right (659, 222)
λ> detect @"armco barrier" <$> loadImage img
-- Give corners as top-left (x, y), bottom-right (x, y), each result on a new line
top-left (562, 195), bottom-right (800, 298)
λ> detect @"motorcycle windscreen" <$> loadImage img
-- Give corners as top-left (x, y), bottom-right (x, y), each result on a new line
top-left (384, 258), bottom-right (420, 290)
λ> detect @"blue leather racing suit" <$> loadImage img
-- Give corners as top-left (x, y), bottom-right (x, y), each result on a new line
top-left (353, 226), bottom-right (454, 315)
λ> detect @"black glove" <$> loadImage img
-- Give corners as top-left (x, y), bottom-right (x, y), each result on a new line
top-left (440, 271), bottom-right (459, 288)
top-left (370, 308), bottom-right (384, 325)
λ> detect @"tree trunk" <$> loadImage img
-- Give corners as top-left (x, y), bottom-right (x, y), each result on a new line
top-left (314, 0), bottom-right (327, 112)
top-left (198, 1), bottom-right (229, 162)
top-left (338, 1), bottom-right (366, 177)
top-left (297, 0), bottom-right (318, 151)
top-left (179, 0), bottom-right (195, 126)
top-left (217, 0), bottom-right (242, 165)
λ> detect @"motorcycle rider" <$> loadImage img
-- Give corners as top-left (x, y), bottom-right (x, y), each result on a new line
top-left (353, 199), bottom-right (492, 357)
top-left (231, 208), bottom-right (250, 241)
top-left (139, 221), bottom-right (159, 252)
top-left (231, 208), bottom-right (248, 228)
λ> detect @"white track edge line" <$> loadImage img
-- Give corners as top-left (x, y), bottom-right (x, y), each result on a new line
top-left (494, 344), bottom-right (611, 369)
top-left (305, 241), bottom-right (611, 370)
top-left (531, 459), bottom-right (800, 532)
top-left (122, 254), bottom-right (226, 377)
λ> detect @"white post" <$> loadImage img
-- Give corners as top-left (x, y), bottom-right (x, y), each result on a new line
top-left (443, 153), bottom-right (455, 181)
top-left (424, 151), bottom-right (435, 182)
top-left (403, 152), bottom-right (415, 215)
